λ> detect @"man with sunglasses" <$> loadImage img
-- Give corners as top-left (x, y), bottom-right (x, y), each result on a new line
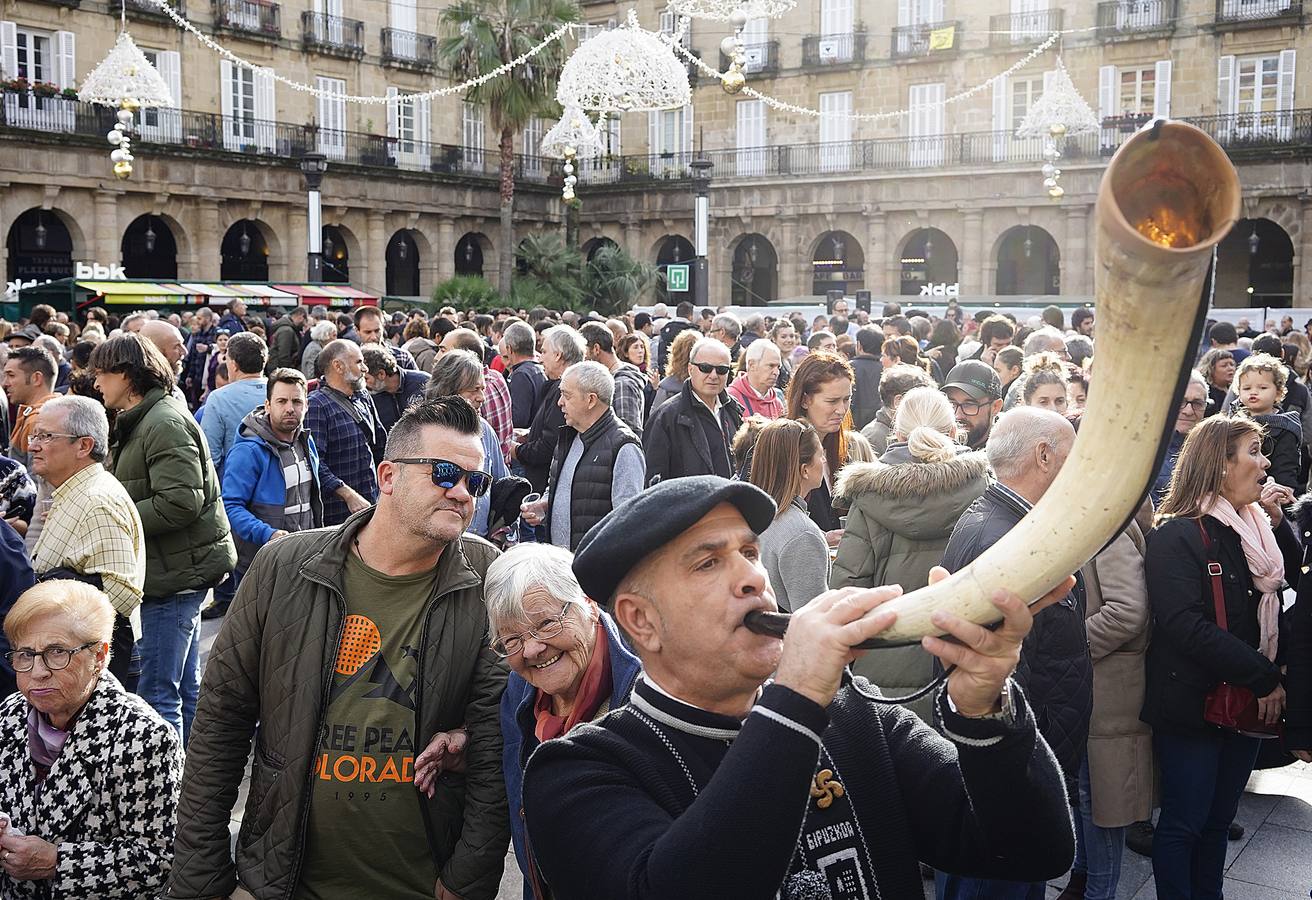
top-left (173, 396), bottom-right (510, 900)
top-left (642, 338), bottom-right (745, 486)
top-left (942, 360), bottom-right (1005, 451)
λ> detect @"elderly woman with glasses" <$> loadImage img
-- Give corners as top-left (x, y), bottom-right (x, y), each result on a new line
top-left (0, 580), bottom-right (182, 897)
top-left (418, 544), bottom-right (639, 900)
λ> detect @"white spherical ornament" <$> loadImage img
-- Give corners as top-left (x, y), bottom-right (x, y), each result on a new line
top-left (1040, 162), bottom-right (1056, 178)
top-left (1043, 177), bottom-right (1058, 189)
top-left (720, 35), bottom-right (739, 56)
top-left (729, 8), bottom-right (749, 29)
top-left (111, 148), bottom-right (128, 163)
top-left (107, 130), bottom-right (123, 145)
top-left (562, 188), bottom-right (576, 201)
top-left (117, 109), bottom-right (134, 126)
top-left (563, 162), bottom-right (574, 175)
top-left (1043, 146), bottom-right (1061, 161)
top-left (564, 175), bottom-right (577, 186)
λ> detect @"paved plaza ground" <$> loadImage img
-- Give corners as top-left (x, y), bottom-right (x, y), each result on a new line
top-left (198, 618), bottom-right (1311, 900)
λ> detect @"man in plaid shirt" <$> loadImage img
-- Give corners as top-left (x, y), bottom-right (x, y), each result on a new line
top-left (306, 340), bottom-right (386, 526)
top-left (580, 322), bottom-right (646, 437)
top-left (441, 328), bottom-right (513, 465)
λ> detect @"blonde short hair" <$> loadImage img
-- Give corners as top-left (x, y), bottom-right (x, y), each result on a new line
top-left (3, 580), bottom-right (115, 653)
top-left (1235, 352), bottom-right (1289, 404)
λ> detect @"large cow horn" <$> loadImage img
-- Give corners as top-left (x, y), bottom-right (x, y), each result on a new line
top-left (747, 120), bottom-right (1240, 647)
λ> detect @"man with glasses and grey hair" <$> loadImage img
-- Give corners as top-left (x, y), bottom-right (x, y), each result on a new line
top-left (643, 338), bottom-right (744, 485)
top-left (1151, 369), bottom-right (1210, 506)
top-left (28, 394), bottom-right (145, 690)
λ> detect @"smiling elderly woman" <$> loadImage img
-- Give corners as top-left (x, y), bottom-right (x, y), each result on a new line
top-left (486, 544), bottom-right (640, 900)
top-left (0, 580), bottom-right (182, 897)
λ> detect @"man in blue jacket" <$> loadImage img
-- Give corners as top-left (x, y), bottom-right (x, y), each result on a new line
top-left (213, 367), bottom-right (323, 619)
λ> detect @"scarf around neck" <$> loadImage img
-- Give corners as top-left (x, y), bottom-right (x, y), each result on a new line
top-left (533, 619), bottom-right (612, 742)
top-left (1203, 495), bottom-right (1282, 660)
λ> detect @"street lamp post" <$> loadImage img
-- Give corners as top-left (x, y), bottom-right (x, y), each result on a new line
top-left (690, 154), bottom-right (713, 310)
top-left (299, 153), bottom-right (329, 282)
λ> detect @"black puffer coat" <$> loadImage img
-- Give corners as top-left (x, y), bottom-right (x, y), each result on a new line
top-left (941, 483), bottom-right (1092, 799)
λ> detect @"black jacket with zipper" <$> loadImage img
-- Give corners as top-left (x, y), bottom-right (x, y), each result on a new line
top-left (641, 380), bottom-right (744, 486)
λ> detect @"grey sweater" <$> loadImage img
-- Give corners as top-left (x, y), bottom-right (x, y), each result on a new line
top-left (758, 498), bottom-right (830, 612)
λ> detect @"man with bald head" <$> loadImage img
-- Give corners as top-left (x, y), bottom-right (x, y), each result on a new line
top-left (305, 339), bottom-right (386, 525)
top-left (938, 406), bottom-right (1092, 900)
top-left (643, 338), bottom-right (744, 484)
top-left (141, 320), bottom-right (193, 406)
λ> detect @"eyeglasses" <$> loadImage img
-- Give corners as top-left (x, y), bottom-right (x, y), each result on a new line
top-left (947, 398), bottom-right (989, 416)
top-left (390, 458), bottom-right (492, 497)
top-left (28, 431), bottom-right (85, 447)
top-left (1180, 399), bottom-right (1207, 413)
top-left (692, 362), bottom-right (732, 376)
top-left (491, 604), bottom-right (571, 657)
top-left (6, 641), bottom-right (96, 673)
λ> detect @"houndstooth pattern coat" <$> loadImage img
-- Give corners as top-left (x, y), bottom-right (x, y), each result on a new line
top-left (0, 672), bottom-right (183, 899)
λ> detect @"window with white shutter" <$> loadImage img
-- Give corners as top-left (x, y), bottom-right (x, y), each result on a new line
top-left (3, 25), bottom-right (74, 132)
top-left (315, 75), bottom-right (346, 159)
top-left (907, 82), bottom-right (945, 167)
top-left (819, 90), bottom-right (852, 171)
top-left (522, 115), bottom-right (544, 174)
top-left (1117, 66), bottom-right (1156, 117)
top-left (820, 0), bottom-right (854, 62)
top-left (735, 99), bottom-right (766, 176)
top-left (649, 105), bottom-right (689, 176)
top-left (387, 88), bottom-right (429, 169)
top-left (1, 22), bottom-right (17, 83)
top-left (1011, 0), bottom-right (1049, 41)
top-left (739, 17), bottom-right (768, 71)
top-left (1153, 59), bottom-right (1172, 119)
top-left (462, 101), bottom-right (485, 169)
top-left (221, 59), bottom-right (257, 150)
top-left (139, 49), bottom-right (181, 143)
top-left (253, 68), bottom-right (275, 151)
top-left (390, 0), bottom-right (418, 58)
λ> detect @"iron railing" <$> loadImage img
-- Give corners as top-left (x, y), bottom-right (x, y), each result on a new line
top-left (801, 32), bottom-right (867, 68)
top-left (113, 0), bottom-right (185, 18)
top-left (34, 0), bottom-right (81, 9)
top-left (1214, 0), bottom-right (1302, 24)
top-left (213, 0), bottom-right (281, 37)
top-left (381, 28), bottom-right (438, 69)
top-left (989, 9), bottom-right (1063, 46)
top-left (891, 20), bottom-right (962, 58)
top-left (1096, 0), bottom-right (1176, 37)
top-left (719, 41), bottom-right (780, 75)
top-left (301, 11), bottom-right (366, 58)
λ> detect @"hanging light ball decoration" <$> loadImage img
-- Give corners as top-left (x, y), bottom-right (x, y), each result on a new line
top-left (541, 105), bottom-right (602, 203)
top-left (665, 0), bottom-right (796, 21)
top-left (79, 32), bottom-right (173, 180)
top-left (1015, 58), bottom-right (1099, 201)
top-left (556, 10), bottom-right (691, 113)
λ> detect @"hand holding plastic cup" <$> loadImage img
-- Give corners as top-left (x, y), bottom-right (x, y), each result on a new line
top-left (520, 493), bottom-right (546, 526)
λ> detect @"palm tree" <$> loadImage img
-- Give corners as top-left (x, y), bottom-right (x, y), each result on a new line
top-left (586, 244), bottom-right (660, 316)
top-left (439, 0), bottom-right (580, 292)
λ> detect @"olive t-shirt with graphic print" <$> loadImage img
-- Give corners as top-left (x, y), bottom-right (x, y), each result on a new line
top-left (296, 553), bottom-right (437, 900)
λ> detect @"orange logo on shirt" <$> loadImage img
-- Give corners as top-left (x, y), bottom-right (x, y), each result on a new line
top-left (336, 614), bottom-right (382, 675)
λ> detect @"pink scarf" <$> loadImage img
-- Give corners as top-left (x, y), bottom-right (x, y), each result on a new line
top-left (1202, 496), bottom-right (1282, 660)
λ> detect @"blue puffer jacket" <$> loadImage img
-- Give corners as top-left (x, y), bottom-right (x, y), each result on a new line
top-left (502, 610), bottom-right (641, 900)
top-left (221, 408), bottom-right (323, 571)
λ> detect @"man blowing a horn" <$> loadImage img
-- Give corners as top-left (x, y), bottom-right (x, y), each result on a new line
top-left (521, 474), bottom-right (1077, 900)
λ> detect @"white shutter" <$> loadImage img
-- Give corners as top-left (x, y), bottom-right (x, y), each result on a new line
top-left (735, 99), bottom-right (766, 176)
top-left (390, 0), bottom-right (416, 31)
top-left (1042, 68), bottom-right (1055, 95)
top-left (1218, 55), bottom-right (1236, 116)
top-left (1153, 59), bottom-right (1172, 120)
top-left (157, 50), bottom-right (181, 142)
top-left (908, 82), bottom-right (944, 167)
top-left (316, 76), bottom-right (346, 159)
top-left (220, 59), bottom-right (237, 150)
top-left (683, 102), bottom-right (693, 155)
top-left (1278, 49), bottom-right (1296, 111)
top-left (821, 0), bottom-right (853, 35)
top-left (819, 91), bottom-right (852, 171)
top-left (647, 110), bottom-right (658, 159)
top-left (385, 86), bottom-right (399, 164)
top-left (254, 67), bottom-right (275, 152)
top-left (992, 74), bottom-right (1009, 161)
top-left (55, 31), bottom-right (75, 90)
top-left (1099, 65), bottom-right (1116, 120)
top-left (928, 0), bottom-right (944, 20)
top-left (417, 95), bottom-right (431, 164)
top-left (897, 0), bottom-right (912, 26)
top-left (1, 22), bottom-right (18, 81)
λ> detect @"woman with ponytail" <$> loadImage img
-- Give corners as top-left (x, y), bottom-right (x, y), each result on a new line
top-left (829, 387), bottom-right (990, 719)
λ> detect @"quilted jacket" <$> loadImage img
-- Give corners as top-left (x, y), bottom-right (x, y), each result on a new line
top-left (941, 482), bottom-right (1092, 800)
top-left (168, 508), bottom-right (510, 900)
top-left (107, 386), bottom-right (236, 597)
top-left (0, 672), bottom-right (183, 899)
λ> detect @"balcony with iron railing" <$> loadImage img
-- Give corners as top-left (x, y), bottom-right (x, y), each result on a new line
top-left (34, 0), bottom-right (81, 9)
top-left (1096, 0), bottom-right (1176, 38)
top-left (301, 11), bottom-right (366, 59)
top-left (891, 20), bottom-right (962, 59)
top-left (112, 0), bottom-right (185, 21)
top-left (1213, 0), bottom-right (1303, 28)
top-left (801, 32), bottom-right (867, 69)
top-left (381, 28), bottom-right (437, 70)
top-left (719, 41), bottom-right (780, 76)
top-left (213, 0), bottom-right (280, 39)
top-left (989, 9), bottom-right (1063, 47)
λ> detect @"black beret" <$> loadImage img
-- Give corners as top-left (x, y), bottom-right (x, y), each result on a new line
top-left (572, 476), bottom-right (777, 603)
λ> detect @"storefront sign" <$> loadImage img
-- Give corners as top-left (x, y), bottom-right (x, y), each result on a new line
top-left (74, 261), bottom-right (127, 280)
top-left (919, 282), bottom-right (960, 297)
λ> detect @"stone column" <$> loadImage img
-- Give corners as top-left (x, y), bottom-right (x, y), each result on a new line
top-left (1063, 205), bottom-right (1090, 297)
top-left (622, 217), bottom-right (642, 260)
top-left (436, 216), bottom-right (455, 283)
top-left (195, 200), bottom-right (221, 281)
top-left (1297, 198), bottom-right (1312, 308)
top-left (94, 190), bottom-right (119, 265)
top-left (777, 215), bottom-right (800, 299)
top-left (961, 209), bottom-right (983, 295)
top-left (865, 210), bottom-right (887, 295)
top-left (980, 211), bottom-right (996, 296)
top-left (365, 209), bottom-right (386, 297)
top-left (282, 204), bottom-right (307, 283)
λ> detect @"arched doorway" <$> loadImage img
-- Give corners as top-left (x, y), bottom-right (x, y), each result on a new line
top-left (455, 233), bottom-right (488, 278)
top-left (582, 236), bottom-right (619, 261)
top-left (220, 220), bottom-right (269, 281)
top-left (386, 229), bottom-right (420, 296)
top-left (6, 208), bottom-right (73, 285)
top-left (122, 214), bottom-right (178, 279)
top-left (996, 226), bottom-right (1060, 295)
top-left (1214, 218), bottom-right (1295, 308)
top-left (730, 234), bottom-right (778, 306)
top-left (322, 224), bottom-right (350, 283)
top-left (900, 228), bottom-right (959, 296)
top-left (655, 234), bottom-right (696, 301)
top-left (811, 230), bottom-right (864, 296)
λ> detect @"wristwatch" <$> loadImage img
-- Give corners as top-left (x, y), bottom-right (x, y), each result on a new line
top-left (945, 679), bottom-right (1017, 726)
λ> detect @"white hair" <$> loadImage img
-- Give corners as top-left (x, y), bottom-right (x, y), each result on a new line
top-left (43, 395), bottom-right (110, 462)
top-left (690, 337), bottom-right (730, 364)
top-left (1187, 369), bottom-right (1208, 392)
top-left (33, 335), bottom-right (64, 358)
top-left (563, 360), bottom-right (614, 407)
top-left (986, 407), bottom-right (1073, 482)
top-left (742, 313), bottom-right (766, 334)
top-left (310, 320), bottom-right (338, 343)
top-left (544, 324), bottom-right (586, 365)
top-left (483, 544), bottom-right (592, 638)
top-left (1022, 327), bottom-right (1066, 358)
top-left (711, 314), bottom-right (742, 340)
top-left (745, 339), bottom-right (780, 365)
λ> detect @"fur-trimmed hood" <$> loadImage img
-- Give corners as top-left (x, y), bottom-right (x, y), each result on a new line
top-left (835, 446), bottom-right (991, 542)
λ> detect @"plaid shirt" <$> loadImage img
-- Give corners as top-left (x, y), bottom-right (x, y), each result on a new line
top-left (482, 367), bottom-right (513, 464)
top-left (306, 387), bottom-right (383, 526)
top-left (32, 463), bottom-right (145, 617)
top-left (182, 326), bottom-right (217, 403)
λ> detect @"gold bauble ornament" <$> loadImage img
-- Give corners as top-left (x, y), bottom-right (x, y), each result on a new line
top-left (1048, 122), bottom-right (1067, 137)
top-left (1048, 185), bottom-right (1065, 199)
top-left (113, 160), bottom-right (133, 179)
top-left (120, 98), bottom-right (140, 112)
top-left (721, 67), bottom-right (746, 95)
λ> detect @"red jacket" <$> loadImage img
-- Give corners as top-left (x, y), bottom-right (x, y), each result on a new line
top-left (727, 373), bottom-right (784, 419)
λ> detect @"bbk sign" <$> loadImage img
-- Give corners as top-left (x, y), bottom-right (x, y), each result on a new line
top-left (75, 261), bottom-right (127, 280)
top-left (4, 277), bottom-right (53, 299)
top-left (919, 282), bottom-right (960, 297)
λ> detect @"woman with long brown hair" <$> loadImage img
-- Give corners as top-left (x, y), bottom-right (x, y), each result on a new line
top-left (1144, 415), bottom-right (1299, 898)
top-left (786, 351), bottom-right (870, 542)
top-left (748, 419), bottom-right (830, 611)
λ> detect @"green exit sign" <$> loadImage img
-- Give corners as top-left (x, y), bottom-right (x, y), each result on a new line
top-left (667, 264), bottom-right (690, 292)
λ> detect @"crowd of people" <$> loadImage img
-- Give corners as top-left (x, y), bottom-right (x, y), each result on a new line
top-left (0, 294), bottom-right (1308, 900)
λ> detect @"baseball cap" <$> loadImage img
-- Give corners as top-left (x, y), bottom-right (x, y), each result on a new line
top-left (942, 360), bottom-right (1003, 403)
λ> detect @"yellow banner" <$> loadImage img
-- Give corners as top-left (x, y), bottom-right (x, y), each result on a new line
top-left (928, 25), bottom-right (955, 50)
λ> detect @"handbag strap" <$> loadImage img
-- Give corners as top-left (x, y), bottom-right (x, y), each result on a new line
top-left (1197, 518), bottom-right (1230, 631)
